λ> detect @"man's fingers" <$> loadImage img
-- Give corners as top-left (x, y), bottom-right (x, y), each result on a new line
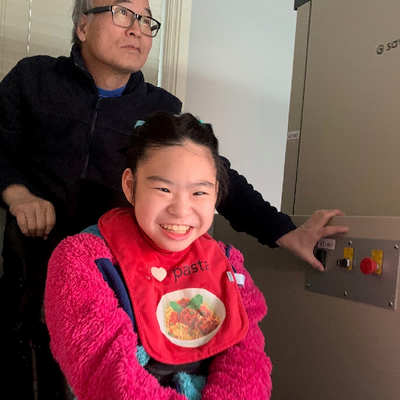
top-left (35, 212), bottom-right (48, 237)
top-left (10, 199), bottom-right (56, 238)
top-left (15, 212), bottom-right (30, 236)
top-left (278, 209), bottom-right (348, 271)
top-left (311, 258), bottom-right (325, 272)
top-left (297, 247), bottom-right (325, 272)
top-left (25, 210), bottom-right (40, 236)
top-left (12, 208), bottom-right (38, 237)
top-left (320, 225), bottom-right (349, 238)
top-left (31, 203), bottom-right (56, 238)
top-left (308, 209), bottom-right (345, 229)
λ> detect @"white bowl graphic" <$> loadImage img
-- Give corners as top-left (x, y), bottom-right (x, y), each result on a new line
top-left (156, 288), bottom-right (226, 348)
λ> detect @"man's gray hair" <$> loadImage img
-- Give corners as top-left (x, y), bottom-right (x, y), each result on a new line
top-left (71, 0), bottom-right (94, 45)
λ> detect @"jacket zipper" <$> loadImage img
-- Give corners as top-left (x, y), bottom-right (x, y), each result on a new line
top-left (81, 98), bottom-right (101, 178)
top-left (73, 59), bottom-right (103, 180)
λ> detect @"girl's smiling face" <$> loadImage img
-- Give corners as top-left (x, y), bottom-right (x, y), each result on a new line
top-left (122, 140), bottom-right (218, 252)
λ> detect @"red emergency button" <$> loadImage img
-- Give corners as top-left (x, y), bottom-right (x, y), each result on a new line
top-left (360, 258), bottom-right (379, 275)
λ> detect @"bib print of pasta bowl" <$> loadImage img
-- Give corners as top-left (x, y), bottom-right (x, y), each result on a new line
top-left (156, 288), bottom-right (226, 348)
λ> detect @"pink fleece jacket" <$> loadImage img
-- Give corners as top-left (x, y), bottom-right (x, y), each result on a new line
top-left (45, 232), bottom-right (272, 400)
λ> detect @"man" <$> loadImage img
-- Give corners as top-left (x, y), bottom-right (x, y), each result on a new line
top-left (1, 0), bottom-right (346, 267)
top-left (0, 0), bottom-right (347, 398)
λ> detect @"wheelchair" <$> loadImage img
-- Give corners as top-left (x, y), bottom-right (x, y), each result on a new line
top-left (0, 179), bottom-right (129, 399)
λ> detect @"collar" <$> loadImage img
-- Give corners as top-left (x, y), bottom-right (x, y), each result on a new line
top-left (70, 44), bottom-right (144, 94)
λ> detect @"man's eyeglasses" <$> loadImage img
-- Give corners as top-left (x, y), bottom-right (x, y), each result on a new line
top-left (84, 5), bottom-right (161, 37)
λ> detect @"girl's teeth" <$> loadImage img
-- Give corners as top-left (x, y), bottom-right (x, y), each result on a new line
top-left (161, 224), bottom-right (190, 233)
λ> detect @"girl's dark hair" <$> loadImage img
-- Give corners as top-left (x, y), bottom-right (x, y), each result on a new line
top-left (126, 112), bottom-right (228, 206)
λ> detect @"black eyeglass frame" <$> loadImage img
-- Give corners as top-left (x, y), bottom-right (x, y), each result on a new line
top-left (83, 5), bottom-right (161, 37)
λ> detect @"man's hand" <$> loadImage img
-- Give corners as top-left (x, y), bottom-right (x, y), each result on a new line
top-left (2, 184), bottom-right (56, 239)
top-left (276, 209), bottom-right (348, 272)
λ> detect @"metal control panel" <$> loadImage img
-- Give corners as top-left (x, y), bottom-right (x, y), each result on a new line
top-left (305, 236), bottom-right (400, 309)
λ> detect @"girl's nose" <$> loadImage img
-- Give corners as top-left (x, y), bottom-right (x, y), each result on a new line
top-left (167, 198), bottom-right (191, 218)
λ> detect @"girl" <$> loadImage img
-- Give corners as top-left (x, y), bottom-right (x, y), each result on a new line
top-left (45, 112), bottom-right (272, 400)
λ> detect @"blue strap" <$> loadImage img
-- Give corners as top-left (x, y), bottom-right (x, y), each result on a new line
top-left (94, 258), bottom-right (136, 329)
top-left (225, 244), bottom-right (237, 273)
top-left (82, 225), bottom-right (137, 330)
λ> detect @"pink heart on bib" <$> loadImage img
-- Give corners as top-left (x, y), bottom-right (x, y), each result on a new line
top-left (151, 267), bottom-right (167, 282)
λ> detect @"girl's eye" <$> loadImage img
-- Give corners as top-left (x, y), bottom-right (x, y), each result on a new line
top-left (157, 188), bottom-right (170, 193)
top-left (193, 191), bottom-right (207, 196)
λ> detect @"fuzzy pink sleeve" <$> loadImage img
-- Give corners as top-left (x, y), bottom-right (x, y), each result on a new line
top-left (44, 234), bottom-right (186, 400)
top-left (200, 244), bottom-right (273, 400)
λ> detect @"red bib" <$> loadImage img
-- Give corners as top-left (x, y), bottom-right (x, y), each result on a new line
top-left (98, 208), bottom-right (249, 365)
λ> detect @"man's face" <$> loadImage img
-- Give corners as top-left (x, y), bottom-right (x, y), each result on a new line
top-left (77, 0), bottom-right (153, 77)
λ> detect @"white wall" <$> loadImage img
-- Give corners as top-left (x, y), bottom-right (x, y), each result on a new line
top-left (183, 0), bottom-right (297, 209)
